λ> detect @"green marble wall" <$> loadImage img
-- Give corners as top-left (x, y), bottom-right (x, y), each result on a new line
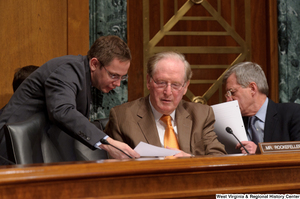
top-left (89, 0), bottom-right (128, 120)
top-left (278, 0), bottom-right (300, 103)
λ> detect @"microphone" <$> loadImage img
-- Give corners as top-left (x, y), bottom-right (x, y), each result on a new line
top-left (100, 138), bottom-right (133, 159)
top-left (225, 127), bottom-right (250, 155)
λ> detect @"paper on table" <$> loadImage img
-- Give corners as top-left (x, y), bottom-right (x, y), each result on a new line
top-left (134, 142), bottom-right (180, 157)
top-left (211, 100), bottom-right (248, 154)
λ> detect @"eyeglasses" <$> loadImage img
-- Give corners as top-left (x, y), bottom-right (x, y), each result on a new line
top-left (151, 77), bottom-right (185, 91)
top-left (103, 65), bottom-right (128, 81)
top-left (225, 89), bottom-right (234, 99)
top-left (96, 58), bottom-right (128, 81)
top-left (225, 87), bottom-right (242, 99)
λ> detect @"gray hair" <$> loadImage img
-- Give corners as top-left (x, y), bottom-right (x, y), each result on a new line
top-left (223, 62), bottom-right (269, 95)
top-left (147, 51), bottom-right (192, 82)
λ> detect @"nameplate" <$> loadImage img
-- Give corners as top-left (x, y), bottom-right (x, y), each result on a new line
top-left (259, 141), bottom-right (300, 154)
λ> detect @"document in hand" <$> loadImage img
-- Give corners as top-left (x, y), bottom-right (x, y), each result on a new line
top-left (134, 142), bottom-right (180, 157)
top-left (211, 100), bottom-right (248, 154)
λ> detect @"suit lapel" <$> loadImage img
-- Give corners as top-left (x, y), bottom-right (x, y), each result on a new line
top-left (136, 96), bottom-right (161, 147)
top-left (264, 100), bottom-right (278, 142)
top-left (176, 101), bottom-right (192, 152)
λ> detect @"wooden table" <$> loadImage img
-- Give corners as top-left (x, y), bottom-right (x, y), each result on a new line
top-left (1, 153), bottom-right (300, 198)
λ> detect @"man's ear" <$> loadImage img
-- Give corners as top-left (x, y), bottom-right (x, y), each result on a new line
top-left (89, 58), bottom-right (99, 72)
top-left (183, 80), bottom-right (190, 95)
top-left (249, 82), bottom-right (258, 94)
top-left (146, 74), bottom-right (151, 90)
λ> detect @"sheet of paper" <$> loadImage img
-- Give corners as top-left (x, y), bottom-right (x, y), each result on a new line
top-left (211, 100), bottom-right (248, 154)
top-left (134, 142), bottom-right (180, 157)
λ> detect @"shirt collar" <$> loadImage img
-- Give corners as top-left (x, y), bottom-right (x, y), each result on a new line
top-left (255, 97), bottom-right (268, 122)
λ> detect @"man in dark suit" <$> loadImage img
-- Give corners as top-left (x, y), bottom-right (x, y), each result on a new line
top-left (0, 35), bottom-right (139, 164)
top-left (223, 61), bottom-right (300, 154)
top-left (105, 51), bottom-right (226, 157)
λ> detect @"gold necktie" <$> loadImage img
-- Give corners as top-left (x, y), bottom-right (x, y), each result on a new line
top-left (160, 115), bottom-right (180, 149)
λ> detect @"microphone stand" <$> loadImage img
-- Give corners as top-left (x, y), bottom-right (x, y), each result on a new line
top-left (225, 127), bottom-right (250, 155)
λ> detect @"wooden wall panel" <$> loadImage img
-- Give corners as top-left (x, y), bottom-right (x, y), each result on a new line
top-left (0, 0), bottom-right (89, 109)
top-left (0, 0), bottom-right (67, 108)
top-left (266, 0), bottom-right (279, 102)
top-left (127, 0), bottom-right (144, 101)
top-left (67, 0), bottom-right (89, 56)
top-left (248, 0), bottom-right (278, 102)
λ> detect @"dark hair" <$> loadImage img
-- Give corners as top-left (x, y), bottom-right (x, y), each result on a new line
top-left (87, 35), bottom-right (131, 66)
top-left (13, 65), bottom-right (39, 92)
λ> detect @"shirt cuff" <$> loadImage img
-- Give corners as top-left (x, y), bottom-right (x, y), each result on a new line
top-left (94, 135), bottom-right (109, 149)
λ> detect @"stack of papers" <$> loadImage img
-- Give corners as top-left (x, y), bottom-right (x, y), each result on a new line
top-left (211, 100), bottom-right (248, 154)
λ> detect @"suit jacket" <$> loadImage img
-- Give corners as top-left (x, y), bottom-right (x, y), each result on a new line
top-left (105, 96), bottom-right (226, 156)
top-left (243, 99), bottom-right (300, 142)
top-left (0, 55), bottom-right (106, 163)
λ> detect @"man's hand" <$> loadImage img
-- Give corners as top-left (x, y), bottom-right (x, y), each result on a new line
top-left (99, 137), bottom-right (140, 159)
top-left (166, 147), bottom-right (193, 157)
top-left (236, 141), bottom-right (257, 154)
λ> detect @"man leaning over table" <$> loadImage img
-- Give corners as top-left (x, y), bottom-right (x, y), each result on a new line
top-left (0, 35), bottom-right (140, 165)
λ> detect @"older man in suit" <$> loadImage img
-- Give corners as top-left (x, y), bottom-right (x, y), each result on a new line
top-left (223, 62), bottom-right (300, 154)
top-left (105, 51), bottom-right (226, 157)
top-left (0, 35), bottom-right (139, 164)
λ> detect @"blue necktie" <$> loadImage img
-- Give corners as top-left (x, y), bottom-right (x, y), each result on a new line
top-left (249, 116), bottom-right (260, 145)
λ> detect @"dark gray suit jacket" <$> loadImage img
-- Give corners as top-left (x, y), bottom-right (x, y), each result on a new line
top-left (0, 55), bottom-right (106, 163)
top-left (105, 96), bottom-right (226, 156)
top-left (244, 99), bottom-right (300, 142)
